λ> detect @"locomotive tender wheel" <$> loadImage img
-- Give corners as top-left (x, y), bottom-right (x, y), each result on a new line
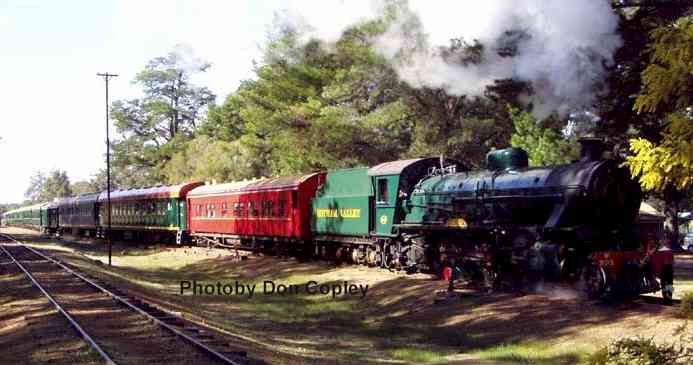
top-left (582, 263), bottom-right (606, 300)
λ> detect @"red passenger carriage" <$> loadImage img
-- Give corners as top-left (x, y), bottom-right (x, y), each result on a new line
top-left (187, 173), bottom-right (325, 243)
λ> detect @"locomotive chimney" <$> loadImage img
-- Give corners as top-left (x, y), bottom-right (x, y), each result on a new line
top-left (578, 137), bottom-right (605, 162)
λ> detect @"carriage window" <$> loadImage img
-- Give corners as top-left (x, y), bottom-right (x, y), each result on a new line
top-left (249, 201), bottom-right (258, 217)
top-left (260, 201), bottom-right (273, 217)
top-left (278, 200), bottom-right (286, 217)
top-left (233, 202), bottom-right (241, 217)
top-left (221, 202), bottom-right (228, 216)
top-left (377, 179), bottom-right (389, 203)
top-left (291, 191), bottom-right (298, 209)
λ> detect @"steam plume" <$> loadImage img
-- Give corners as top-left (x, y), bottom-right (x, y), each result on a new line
top-left (284, 0), bottom-right (622, 119)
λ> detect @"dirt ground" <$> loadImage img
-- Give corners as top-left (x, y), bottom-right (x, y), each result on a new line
top-left (1, 226), bottom-right (691, 365)
top-left (0, 241), bottom-right (104, 365)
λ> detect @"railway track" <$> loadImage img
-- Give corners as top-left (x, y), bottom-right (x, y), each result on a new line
top-left (0, 233), bottom-right (255, 365)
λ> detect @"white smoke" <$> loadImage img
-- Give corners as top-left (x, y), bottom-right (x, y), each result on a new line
top-left (282, 0), bottom-right (622, 120)
top-left (169, 43), bottom-right (209, 74)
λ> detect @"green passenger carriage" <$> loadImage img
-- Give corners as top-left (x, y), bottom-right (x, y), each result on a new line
top-left (98, 182), bottom-right (202, 243)
top-left (1, 203), bottom-right (46, 229)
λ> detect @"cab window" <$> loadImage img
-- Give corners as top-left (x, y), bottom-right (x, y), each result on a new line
top-left (377, 179), bottom-right (389, 203)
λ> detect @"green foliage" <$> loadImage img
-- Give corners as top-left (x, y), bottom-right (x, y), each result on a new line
top-left (70, 173), bottom-right (109, 195)
top-left (24, 170), bottom-right (72, 203)
top-left (69, 181), bottom-right (95, 196)
top-left (584, 332), bottom-right (692, 365)
top-left (509, 107), bottom-right (580, 166)
top-left (165, 135), bottom-right (259, 183)
top-left (625, 15), bottom-right (693, 193)
top-left (682, 292), bottom-right (693, 319)
top-left (634, 17), bottom-right (692, 114)
top-left (625, 112), bottom-right (693, 192)
top-left (208, 24), bottom-right (420, 176)
top-left (198, 91), bottom-right (248, 141)
top-left (24, 171), bottom-right (46, 203)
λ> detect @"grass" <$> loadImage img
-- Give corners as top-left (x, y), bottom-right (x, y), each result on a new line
top-left (472, 341), bottom-right (590, 365)
top-left (388, 348), bottom-right (454, 364)
top-left (681, 291), bottom-right (693, 319)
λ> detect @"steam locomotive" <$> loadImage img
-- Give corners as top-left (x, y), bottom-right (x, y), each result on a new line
top-left (2, 138), bottom-right (674, 300)
top-left (392, 138), bottom-right (674, 299)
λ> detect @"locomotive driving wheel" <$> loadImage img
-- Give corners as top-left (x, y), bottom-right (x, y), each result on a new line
top-left (582, 263), bottom-right (607, 300)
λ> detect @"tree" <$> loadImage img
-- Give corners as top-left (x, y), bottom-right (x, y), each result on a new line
top-left (198, 89), bottom-right (249, 142)
top-left (43, 170), bottom-right (72, 200)
top-left (25, 170), bottom-right (72, 203)
top-left (623, 14), bottom-right (692, 244)
top-left (625, 16), bottom-right (692, 192)
top-left (215, 24), bottom-right (416, 176)
top-left (24, 171), bottom-right (46, 203)
top-left (111, 45), bottom-right (216, 186)
top-left (165, 135), bottom-right (259, 183)
top-left (510, 107), bottom-right (580, 166)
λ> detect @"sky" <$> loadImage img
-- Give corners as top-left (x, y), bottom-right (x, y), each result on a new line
top-left (0, 0), bottom-right (309, 204)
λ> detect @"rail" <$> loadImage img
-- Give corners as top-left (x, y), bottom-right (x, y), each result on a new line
top-left (0, 233), bottom-right (247, 365)
top-left (0, 235), bottom-right (116, 365)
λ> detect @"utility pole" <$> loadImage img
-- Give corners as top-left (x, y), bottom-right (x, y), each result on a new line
top-left (97, 72), bottom-right (118, 266)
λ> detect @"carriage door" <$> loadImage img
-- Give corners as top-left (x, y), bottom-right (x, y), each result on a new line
top-left (374, 176), bottom-right (397, 236)
top-left (178, 200), bottom-right (187, 230)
